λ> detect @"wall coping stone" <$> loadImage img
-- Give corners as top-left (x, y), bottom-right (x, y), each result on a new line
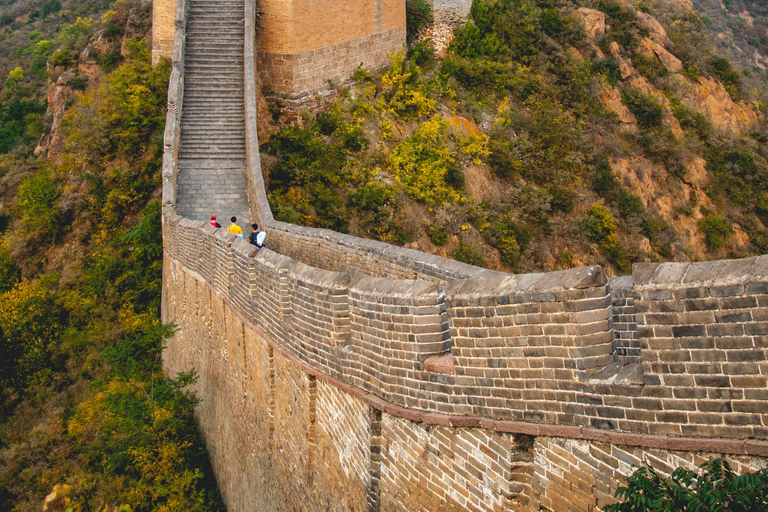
top-left (634, 255), bottom-right (768, 288)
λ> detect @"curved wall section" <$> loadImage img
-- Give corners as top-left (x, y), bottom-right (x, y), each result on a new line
top-left (159, 0), bottom-right (768, 510)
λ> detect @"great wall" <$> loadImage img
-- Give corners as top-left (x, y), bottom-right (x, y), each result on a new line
top-left (152, 0), bottom-right (768, 510)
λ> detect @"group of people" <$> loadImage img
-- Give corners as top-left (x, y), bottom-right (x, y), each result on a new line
top-left (210, 215), bottom-right (266, 248)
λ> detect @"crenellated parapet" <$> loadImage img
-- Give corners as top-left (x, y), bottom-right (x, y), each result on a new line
top-left (163, 211), bottom-right (768, 448)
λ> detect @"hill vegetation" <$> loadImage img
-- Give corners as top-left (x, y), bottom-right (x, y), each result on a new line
top-left (0, 0), bottom-right (224, 510)
top-left (264, 0), bottom-right (768, 276)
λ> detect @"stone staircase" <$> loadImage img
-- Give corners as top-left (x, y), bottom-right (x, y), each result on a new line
top-left (175, 0), bottom-right (251, 229)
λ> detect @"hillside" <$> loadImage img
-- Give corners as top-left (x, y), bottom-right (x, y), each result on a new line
top-left (263, 0), bottom-right (768, 276)
top-left (0, 0), bottom-right (225, 510)
top-left (691, 0), bottom-right (768, 80)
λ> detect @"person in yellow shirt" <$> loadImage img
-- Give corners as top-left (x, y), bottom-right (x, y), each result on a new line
top-left (227, 216), bottom-right (243, 238)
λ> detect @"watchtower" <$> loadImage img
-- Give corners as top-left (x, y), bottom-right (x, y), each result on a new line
top-left (152, 0), bottom-right (406, 103)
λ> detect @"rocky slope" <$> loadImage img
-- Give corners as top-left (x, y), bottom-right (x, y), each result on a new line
top-left (264, 0), bottom-right (768, 276)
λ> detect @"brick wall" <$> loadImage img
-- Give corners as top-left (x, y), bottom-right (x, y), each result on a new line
top-left (163, 213), bottom-right (768, 445)
top-left (255, 0), bottom-right (405, 100)
top-left (162, 254), bottom-right (768, 512)
top-left (151, 0), bottom-right (176, 63)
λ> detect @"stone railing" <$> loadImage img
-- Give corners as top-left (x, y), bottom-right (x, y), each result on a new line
top-left (160, 0), bottom-right (187, 212)
top-left (162, 0), bottom-right (768, 458)
top-left (163, 213), bottom-right (768, 455)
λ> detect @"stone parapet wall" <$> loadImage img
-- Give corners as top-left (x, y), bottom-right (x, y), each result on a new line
top-left (162, 256), bottom-right (768, 512)
top-left (163, 212), bottom-right (768, 446)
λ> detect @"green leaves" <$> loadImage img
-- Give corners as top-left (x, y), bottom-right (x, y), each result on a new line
top-left (606, 458), bottom-right (768, 512)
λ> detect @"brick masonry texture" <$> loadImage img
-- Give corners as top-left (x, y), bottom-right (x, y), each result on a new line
top-left (151, 0), bottom-right (176, 62)
top-left (257, 28), bottom-right (406, 100)
top-left (255, 0), bottom-right (405, 100)
top-left (156, 0), bottom-right (768, 510)
top-left (162, 256), bottom-right (768, 511)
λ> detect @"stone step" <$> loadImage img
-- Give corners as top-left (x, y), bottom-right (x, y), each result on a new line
top-left (181, 108), bottom-right (243, 114)
top-left (185, 50), bottom-right (243, 57)
top-left (181, 140), bottom-right (245, 145)
top-left (181, 146), bottom-right (247, 153)
top-left (184, 78), bottom-right (243, 84)
top-left (179, 149), bottom-right (246, 156)
top-left (185, 55), bottom-right (243, 62)
top-left (183, 62), bottom-right (243, 69)
top-left (186, 24), bottom-right (244, 31)
top-left (181, 122), bottom-right (244, 128)
top-left (181, 138), bottom-right (245, 144)
top-left (181, 135), bottom-right (245, 141)
top-left (181, 120), bottom-right (244, 126)
top-left (177, 162), bottom-right (247, 170)
top-left (184, 89), bottom-right (243, 95)
top-left (189, 4), bottom-right (243, 9)
top-left (182, 103), bottom-right (244, 108)
top-left (181, 106), bottom-right (244, 112)
top-left (186, 15), bottom-right (244, 21)
top-left (185, 44), bottom-right (244, 51)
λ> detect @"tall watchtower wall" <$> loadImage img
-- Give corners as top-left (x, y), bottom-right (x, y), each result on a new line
top-left (159, 0), bottom-right (768, 509)
top-left (152, 0), bottom-right (405, 101)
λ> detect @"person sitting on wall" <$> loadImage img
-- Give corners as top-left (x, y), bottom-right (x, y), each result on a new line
top-left (227, 216), bottom-right (244, 238)
top-left (210, 215), bottom-right (221, 228)
top-left (249, 223), bottom-right (266, 248)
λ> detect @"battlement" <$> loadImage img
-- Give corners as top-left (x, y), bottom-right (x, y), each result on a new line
top-left (164, 211), bottom-right (768, 444)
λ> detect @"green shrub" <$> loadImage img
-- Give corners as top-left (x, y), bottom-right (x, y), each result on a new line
top-left (497, 234), bottom-right (520, 267)
top-left (605, 458), bottom-right (768, 512)
top-left (40, 0), bottom-right (61, 18)
top-left (17, 172), bottom-right (60, 239)
top-left (699, 214), bottom-right (732, 250)
top-left (388, 116), bottom-right (462, 204)
top-left (0, 243), bottom-right (20, 293)
top-left (0, 281), bottom-right (66, 394)
top-left (49, 48), bottom-right (71, 66)
top-left (593, 58), bottom-right (623, 86)
top-left (708, 57), bottom-right (742, 101)
top-left (488, 136), bottom-right (521, 179)
top-left (409, 40), bottom-right (436, 69)
top-left (549, 186), bottom-right (574, 213)
top-left (632, 53), bottom-right (667, 81)
top-left (621, 88), bottom-right (663, 129)
top-left (616, 189), bottom-right (644, 219)
top-left (454, 243), bottom-right (486, 267)
top-left (30, 40), bottom-right (55, 77)
top-left (585, 203), bottom-right (618, 246)
top-left (539, 8), bottom-right (564, 37)
top-left (406, 0), bottom-right (432, 44)
top-left (426, 223), bottom-right (449, 246)
top-left (98, 49), bottom-right (123, 72)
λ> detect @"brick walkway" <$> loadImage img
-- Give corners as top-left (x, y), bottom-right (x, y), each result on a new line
top-left (175, 0), bottom-right (251, 231)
